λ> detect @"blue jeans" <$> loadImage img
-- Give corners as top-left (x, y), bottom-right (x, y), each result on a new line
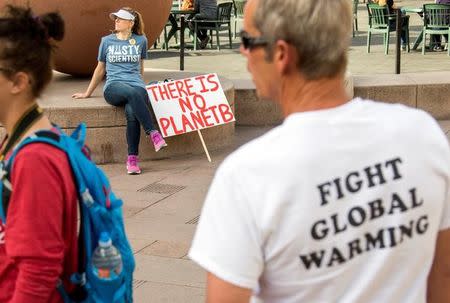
top-left (189, 13), bottom-right (214, 40)
top-left (104, 82), bottom-right (157, 156)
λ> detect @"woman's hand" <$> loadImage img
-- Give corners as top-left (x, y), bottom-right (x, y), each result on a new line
top-left (72, 92), bottom-right (90, 99)
top-left (72, 62), bottom-right (105, 99)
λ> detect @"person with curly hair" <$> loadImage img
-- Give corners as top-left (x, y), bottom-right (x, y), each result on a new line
top-left (0, 5), bottom-right (80, 303)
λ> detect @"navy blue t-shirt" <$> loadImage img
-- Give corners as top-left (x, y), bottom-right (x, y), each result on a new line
top-left (98, 33), bottom-right (148, 90)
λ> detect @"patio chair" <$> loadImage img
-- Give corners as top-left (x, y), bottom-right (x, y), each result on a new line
top-left (193, 2), bottom-right (233, 50)
top-left (233, 0), bottom-right (246, 39)
top-left (162, 0), bottom-right (181, 50)
top-left (366, 3), bottom-right (410, 55)
top-left (352, 0), bottom-right (359, 37)
top-left (421, 4), bottom-right (450, 55)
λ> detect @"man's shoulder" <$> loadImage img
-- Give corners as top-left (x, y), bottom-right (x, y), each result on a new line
top-left (360, 98), bottom-right (436, 124)
top-left (359, 98), bottom-right (447, 145)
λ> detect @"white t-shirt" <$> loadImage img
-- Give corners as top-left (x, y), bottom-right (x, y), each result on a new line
top-left (189, 98), bottom-right (450, 303)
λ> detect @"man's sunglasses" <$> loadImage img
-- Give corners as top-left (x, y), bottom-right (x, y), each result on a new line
top-left (240, 30), bottom-right (269, 50)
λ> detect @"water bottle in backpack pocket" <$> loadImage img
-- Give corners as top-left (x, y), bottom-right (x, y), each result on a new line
top-left (89, 232), bottom-right (127, 303)
top-left (92, 232), bottom-right (122, 279)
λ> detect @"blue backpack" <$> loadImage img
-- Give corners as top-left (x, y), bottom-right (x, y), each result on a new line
top-left (0, 123), bottom-right (135, 303)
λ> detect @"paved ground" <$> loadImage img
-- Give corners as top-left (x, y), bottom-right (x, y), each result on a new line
top-left (102, 126), bottom-right (271, 302)
top-left (105, 1), bottom-right (450, 301)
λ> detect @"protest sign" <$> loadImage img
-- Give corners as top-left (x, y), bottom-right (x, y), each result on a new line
top-left (146, 73), bottom-right (235, 138)
top-left (147, 74), bottom-right (235, 162)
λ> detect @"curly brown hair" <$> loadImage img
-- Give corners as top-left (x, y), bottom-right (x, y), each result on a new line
top-left (0, 5), bottom-right (64, 97)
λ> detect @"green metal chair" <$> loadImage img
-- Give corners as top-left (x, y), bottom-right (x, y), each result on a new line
top-left (193, 2), bottom-right (233, 50)
top-left (162, 0), bottom-right (181, 50)
top-left (421, 4), bottom-right (450, 55)
top-left (366, 3), bottom-right (410, 55)
top-left (352, 0), bottom-right (359, 37)
top-left (233, 0), bottom-right (246, 39)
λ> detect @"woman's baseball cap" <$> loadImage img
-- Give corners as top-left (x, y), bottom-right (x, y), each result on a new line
top-left (109, 9), bottom-right (135, 21)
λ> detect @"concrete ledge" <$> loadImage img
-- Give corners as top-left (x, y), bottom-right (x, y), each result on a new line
top-left (353, 74), bottom-right (417, 108)
top-left (232, 72), bottom-right (449, 143)
top-left (234, 71), bottom-right (450, 127)
top-left (65, 124), bottom-right (234, 164)
top-left (233, 79), bottom-right (283, 126)
top-left (439, 120), bottom-right (450, 142)
top-left (0, 70), bottom-right (235, 164)
top-left (354, 71), bottom-right (450, 120)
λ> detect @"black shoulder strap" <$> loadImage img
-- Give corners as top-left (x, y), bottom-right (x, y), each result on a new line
top-left (1, 171), bottom-right (11, 221)
top-left (1, 130), bottom-right (60, 219)
top-left (0, 104), bottom-right (43, 160)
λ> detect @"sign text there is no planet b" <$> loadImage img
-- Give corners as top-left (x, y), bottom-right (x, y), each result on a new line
top-left (147, 73), bottom-right (235, 137)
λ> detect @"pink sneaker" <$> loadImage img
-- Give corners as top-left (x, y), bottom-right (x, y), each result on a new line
top-left (126, 155), bottom-right (141, 175)
top-left (150, 130), bottom-right (167, 152)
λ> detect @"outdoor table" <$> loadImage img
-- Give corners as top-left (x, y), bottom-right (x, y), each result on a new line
top-left (402, 6), bottom-right (424, 50)
top-left (166, 9), bottom-right (195, 70)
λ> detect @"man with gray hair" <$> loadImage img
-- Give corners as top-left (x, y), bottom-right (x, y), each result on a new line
top-left (189, 0), bottom-right (450, 302)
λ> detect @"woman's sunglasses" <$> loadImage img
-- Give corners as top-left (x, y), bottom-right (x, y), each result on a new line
top-left (240, 30), bottom-right (268, 50)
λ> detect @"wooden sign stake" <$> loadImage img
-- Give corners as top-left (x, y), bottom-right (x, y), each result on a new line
top-left (197, 130), bottom-right (211, 162)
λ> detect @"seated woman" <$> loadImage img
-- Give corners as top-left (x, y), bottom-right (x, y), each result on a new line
top-left (188, 0), bottom-right (218, 49)
top-left (73, 7), bottom-right (167, 175)
top-left (374, 0), bottom-right (409, 50)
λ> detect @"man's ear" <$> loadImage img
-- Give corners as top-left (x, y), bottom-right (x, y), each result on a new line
top-left (274, 40), bottom-right (298, 75)
top-left (10, 72), bottom-right (30, 95)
